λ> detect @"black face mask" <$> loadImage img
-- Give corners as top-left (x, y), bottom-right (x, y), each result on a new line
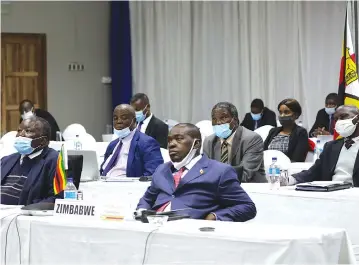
top-left (279, 116), bottom-right (295, 127)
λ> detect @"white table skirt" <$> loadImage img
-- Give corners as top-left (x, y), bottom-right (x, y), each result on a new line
top-left (80, 181), bottom-right (359, 261)
top-left (1, 213), bottom-right (355, 265)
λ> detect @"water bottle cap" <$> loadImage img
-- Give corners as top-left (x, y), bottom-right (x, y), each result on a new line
top-left (76, 135), bottom-right (79, 137)
top-left (316, 140), bottom-right (320, 143)
top-left (272, 157), bottom-right (277, 161)
top-left (67, 178), bottom-right (73, 182)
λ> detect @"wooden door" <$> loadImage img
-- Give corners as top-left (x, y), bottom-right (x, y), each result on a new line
top-left (1, 33), bottom-right (47, 134)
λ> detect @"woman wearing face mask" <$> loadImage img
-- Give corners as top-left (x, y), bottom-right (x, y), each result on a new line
top-left (264, 98), bottom-right (309, 162)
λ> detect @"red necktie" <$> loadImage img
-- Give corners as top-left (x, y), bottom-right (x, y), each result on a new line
top-left (157, 167), bottom-right (185, 212)
top-left (330, 116), bottom-right (335, 135)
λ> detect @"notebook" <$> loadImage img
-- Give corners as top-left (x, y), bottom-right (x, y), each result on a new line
top-left (295, 181), bottom-right (352, 192)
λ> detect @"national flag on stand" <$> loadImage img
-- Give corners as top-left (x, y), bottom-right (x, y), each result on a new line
top-left (53, 144), bottom-right (67, 195)
top-left (335, 7), bottom-right (359, 139)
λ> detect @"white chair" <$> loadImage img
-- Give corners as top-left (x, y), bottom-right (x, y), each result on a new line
top-left (254, 125), bottom-right (274, 142)
top-left (0, 131), bottom-right (17, 145)
top-left (195, 120), bottom-right (213, 138)
top-left (264, 150), bottom-right (291, 172)
top-left (289, 162), bottom-right (314, 175)
top-left (305, 151), bottom-right (315, 162)
top-left (63, 124), bottom-right (87, 141)
top-left (276, 120), bottom-right (282, 127)
top-left (102, 134), bottom-right (114, 142)
top-left (164, 119), bottom-right (179, 130)
top-left (160, 148), bottom-right (171, 163)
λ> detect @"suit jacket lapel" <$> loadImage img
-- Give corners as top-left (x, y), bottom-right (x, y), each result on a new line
top-left (23, 148), bottom-right (49, 189)
top-left (1, 154), bottom-right (21, 182)
top-left (213, 138), bottom-right (221, 161)
top-left (162, 163), bottom-right (175, 193)
top-left (126, 130), bottom-right (139, 173)
top-left (177, 156), bottom-right (209, 189)
top-left (329, 140), bottom-right (344, 174)
top-left (352, 143), bottom-right (359, 181)
top-left (230, 127), bottom-right (242, 162)
top-left (145, 116), bottom-right (155, 135)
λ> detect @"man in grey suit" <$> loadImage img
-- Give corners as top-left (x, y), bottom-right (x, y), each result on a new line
top-left (203, 102), bottom-right (267, 183)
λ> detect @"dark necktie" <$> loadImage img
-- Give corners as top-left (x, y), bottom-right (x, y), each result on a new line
top-left (221, 141), bottom-right (229, 163)
top-left (103, 141), bottom-right (123, 175)
top-left (345, 138), bottom-right (355, 149)
top-left (137, 122), bottom-right (144, 131)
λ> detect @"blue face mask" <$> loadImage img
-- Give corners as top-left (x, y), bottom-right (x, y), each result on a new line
top-left (13, 136), bottom-right (38, 155)
top-left (325, 107), bottom-right (336, 115)
top-left (213, 120), bottom-right (233, 139)
top-left (135, 105), bottom-right (148, 123)
top-left (251, 113), bottom-right (262, 121)
top-left (113, 120), bottom-right (134, 139)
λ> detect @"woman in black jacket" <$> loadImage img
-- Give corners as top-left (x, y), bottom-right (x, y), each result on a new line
top-left (264, 98), bottom-right (309, 162)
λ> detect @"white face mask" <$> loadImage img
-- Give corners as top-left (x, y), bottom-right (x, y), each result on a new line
top-left (171, 139), bottom-right (199, 170)
top-left (335, 116), bottom-right (358, 138)
top-left (21, 109), bottom-right (34, 120)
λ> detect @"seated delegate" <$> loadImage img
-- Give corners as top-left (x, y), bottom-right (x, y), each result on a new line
top-left (241, 98), bottom-right (277, 131)
top-left (264, 98), bottom-right (308, 162)
top-left (309, 93), bottom-right (338, 137)
top-left (285, 105), bottom-right (359, 186)
top-left (1, 117), bottom-right (60, 205)
top-left (137, 123), bottom-right (256, 222)
top-left (100, 104), bottom-right (164, 178)
top-left (203, 102), bottom-right (266, 183)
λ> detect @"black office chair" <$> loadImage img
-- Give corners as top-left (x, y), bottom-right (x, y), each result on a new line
top-left (67, 155), bottom-right (83, 189)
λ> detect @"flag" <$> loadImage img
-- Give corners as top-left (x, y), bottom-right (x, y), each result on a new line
top-left (335, 8), bottom-right (359, 139)
top-left (53, 144), bottom-right (67, 195)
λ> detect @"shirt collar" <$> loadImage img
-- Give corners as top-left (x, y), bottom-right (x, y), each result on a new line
top-left (21, 149), bottom-right (43, 161)
top-left (220, 130), bottom-right (236, 145)
top-left (184, 154), bottom-right (202, 170)
top-left (142, 113), bottom-right (153, 126)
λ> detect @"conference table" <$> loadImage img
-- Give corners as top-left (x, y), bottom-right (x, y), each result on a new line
top-left (1, 182), bottom-right (358, 264)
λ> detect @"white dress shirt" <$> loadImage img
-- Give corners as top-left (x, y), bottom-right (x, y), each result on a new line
top-left (163, 154), bottom-right (202, 212)
top-left (220, 130), bottom-right (236, 161)
top-left (137, 113), bottom-right (153, 134)
top-left (102, 129), bottom-right (136, 179)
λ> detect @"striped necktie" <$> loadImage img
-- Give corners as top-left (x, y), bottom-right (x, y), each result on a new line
top-left (221, 141), bottom-right (229, 163)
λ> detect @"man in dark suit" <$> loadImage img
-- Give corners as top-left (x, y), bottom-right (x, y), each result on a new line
top-left (241, 98), bottom-right (277, 131)
top-left (203, 102), bottom-right (267, 183)
top-left (286, 105), bottom-right (359, 186)
top-left (137, 123), bottom-right (256, 222)
top-left (19, 99), bottom-right (61, 141)
top-left (1, 116), bottom-right (60, 205)
top-left (309, 93), bottom-right (338, 137)
top-left (100, 104), bottom-right (163, 178)
top-left (130, 93), bottom-right (168, 149)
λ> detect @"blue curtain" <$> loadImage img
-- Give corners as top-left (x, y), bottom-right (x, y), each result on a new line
top-left (110, 1), bottom-right (133, 110)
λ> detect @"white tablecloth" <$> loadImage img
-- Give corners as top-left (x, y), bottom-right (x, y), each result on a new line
top-left (1, 212), bottom-right (355, 264)
top-left (80, 181), bottom-right (359, 261)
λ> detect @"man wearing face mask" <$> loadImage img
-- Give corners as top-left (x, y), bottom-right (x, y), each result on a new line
top-left (203, 102), bottom-right (266, 183)
top-left (136, 123), bottom-right (256, 222)
top-left (309, 93), bottom-right (338, 137)
top-left (100, 104), bottom-right (163, 179)
top-left (1, 117), bottom-right (60, 205)
top-left (130, 93), bottom-right (168, 149)
top-left (241, 99), bottom-right (277, 131)
top-left (19, 99), bottom-right (61, 141)
top-left (284, 105), bottom-right (359, 186)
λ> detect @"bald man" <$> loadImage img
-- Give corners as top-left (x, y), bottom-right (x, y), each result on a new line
top-left (137, 123), bottom-right (256, 222)
top-left (100, 104), bottom-right (164, 178)
top-left (286, 105), bottom-right (359, 186)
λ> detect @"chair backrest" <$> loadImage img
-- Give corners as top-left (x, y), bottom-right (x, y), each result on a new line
top-left (195, 120), bottom-right (213, 138)
top-left (264, 150), bottom-right (291, 171)
top-left (254, 125), bottom-right (274, 141)
top-left (63, 124), bottom-right (87, 141)
top-left (276, 120), bottom-right (282, 127)
top-left (164, 119), bottom-right (179, 130)
top-left (102, 134), bottom-right (114, 142)
top-left (67, 155), bottom-right (84, 189)
top-left (160, 148), bottom-right (171, 163)
top-left (0, 131), bottom-right (17, 145)
top-left (305, 151), bottom-right (314, 162)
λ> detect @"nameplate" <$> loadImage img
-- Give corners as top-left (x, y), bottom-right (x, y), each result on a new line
top-left (54, 199), bottom-right (98, 219)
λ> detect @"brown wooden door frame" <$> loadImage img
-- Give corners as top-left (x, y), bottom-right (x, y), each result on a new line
top-left (1, 33), bottom-right (47, 133)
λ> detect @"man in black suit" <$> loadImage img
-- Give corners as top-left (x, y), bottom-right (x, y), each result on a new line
top-left (240, 99), bottom-right (277, 131)
top-left (130, 93), bottom-right (168, 149)
top-left (285, 105), bottom-right (359, 187)
top-left (19, 99), bottom-right (60, 141)
top-left (309, 93), bottom-right (338, 137)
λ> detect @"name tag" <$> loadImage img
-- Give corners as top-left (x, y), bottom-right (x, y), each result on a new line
top-left (54, 199), bottom-right (98, 219)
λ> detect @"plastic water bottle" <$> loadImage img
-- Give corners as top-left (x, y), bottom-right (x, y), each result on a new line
top-left (314, 139), bottom-right (322, 160)
top-left (268, 157), bottom-right (280, 190)
top-left (64, 178), bottom-right (77, 199)
top-left (74, 135), bottom-right (82, 150)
